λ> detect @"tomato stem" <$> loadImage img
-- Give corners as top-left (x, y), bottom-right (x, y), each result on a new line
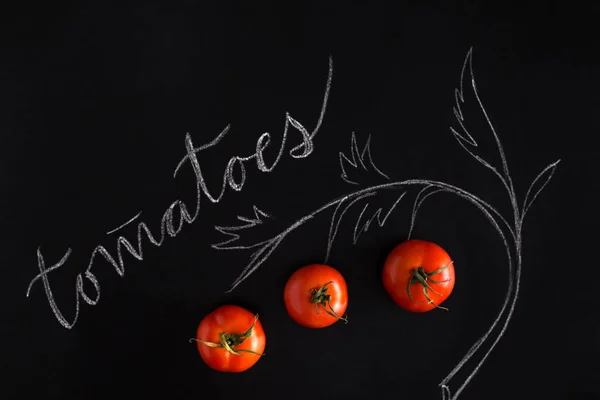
top-left (406, 261), bottom-right (453, 311)
top-left (189, 314), bottom-right (265, 356)
top-left (310, 281), bottom-right (348, 324)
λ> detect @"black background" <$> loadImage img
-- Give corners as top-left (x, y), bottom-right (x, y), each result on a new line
top-left (1, 2), bottom-right (598, 400)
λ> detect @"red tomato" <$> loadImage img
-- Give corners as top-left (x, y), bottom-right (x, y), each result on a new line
top-left (191, 305), bottom-right (266, 372)
top-left (382, 239), bottom-right (455, 312)
top-left (283, 264), bottom-right (348, 328)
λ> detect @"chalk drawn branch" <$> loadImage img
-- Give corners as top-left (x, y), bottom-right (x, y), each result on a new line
top-left (213, 47), bottom-right (561, 400)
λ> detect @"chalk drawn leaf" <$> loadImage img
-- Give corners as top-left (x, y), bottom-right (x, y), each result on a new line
top-left (211, 205), bottom-right (273, 250)
top-left (228, 235), bottom-right (286, 290)
top-left (450, 47), bottom-right (516, 199)
top-left (407, 185), bottom-right (448, 239)
top-left (521, 159), bottom-right (561, 222)
top-left (325, 186), bottom-right (409, 262)
top-left (339, 132), bottom-right (390, 185)
top-left (324, 191), bottom-right (378, 262)
top-left (352, 191), bottom-right (407, 244)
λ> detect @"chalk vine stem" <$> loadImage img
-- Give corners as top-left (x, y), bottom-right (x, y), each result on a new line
top-left (310, 281), bottom-right (348, 323)
top-left (189, 314), bottom-right (265, 356)
top-left (406, 261), bottom-right (453, 311)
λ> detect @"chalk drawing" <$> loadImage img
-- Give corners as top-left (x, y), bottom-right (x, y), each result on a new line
top-left (213, 47), bottom-right (560, 400)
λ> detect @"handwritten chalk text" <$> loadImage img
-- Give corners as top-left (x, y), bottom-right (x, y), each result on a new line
top-left (25, 57), bottom-right (333, 329)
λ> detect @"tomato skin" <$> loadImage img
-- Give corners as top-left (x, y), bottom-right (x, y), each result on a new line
top-left (283, 264), bottom-right (348, 328)
top-left (382, 240), bottom-right (455, 312)
top-left (195, 305), bottom-right (266, 372)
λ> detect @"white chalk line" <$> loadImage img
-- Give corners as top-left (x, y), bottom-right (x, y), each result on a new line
top-left (214, 47), bottom-right (561, 400)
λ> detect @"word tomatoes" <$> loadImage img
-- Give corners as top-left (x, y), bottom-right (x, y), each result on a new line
top-left (191, 305), bottom-right (266, 372)
top-left (283, 264), bottom-right (348, 328)
top-left (382, 239), bottom-right (455, 312)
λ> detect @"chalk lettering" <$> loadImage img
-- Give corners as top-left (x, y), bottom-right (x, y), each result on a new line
top-left (76, 271), bottom-right (100, 305)
top-left (225, 156), bottom-right (246, 191)
top-left (26, 56), bottom-right (334, 329)
top-left (26, 248), bottom-right (80, 329)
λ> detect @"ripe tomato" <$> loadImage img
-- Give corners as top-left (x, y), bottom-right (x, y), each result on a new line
top-left (191, 305), bottom-right (266, 372)
top-left (382, 239), bottom-right (455, 312)
top-left (283, 264), bottom-right (348, 328)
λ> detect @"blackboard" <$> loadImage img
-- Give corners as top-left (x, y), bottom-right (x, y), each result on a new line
top-left (2, 2), bottom-right (597, 400)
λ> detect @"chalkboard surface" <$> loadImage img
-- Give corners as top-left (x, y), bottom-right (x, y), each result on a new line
top-left (2, 2), bottom-right (598, 400)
